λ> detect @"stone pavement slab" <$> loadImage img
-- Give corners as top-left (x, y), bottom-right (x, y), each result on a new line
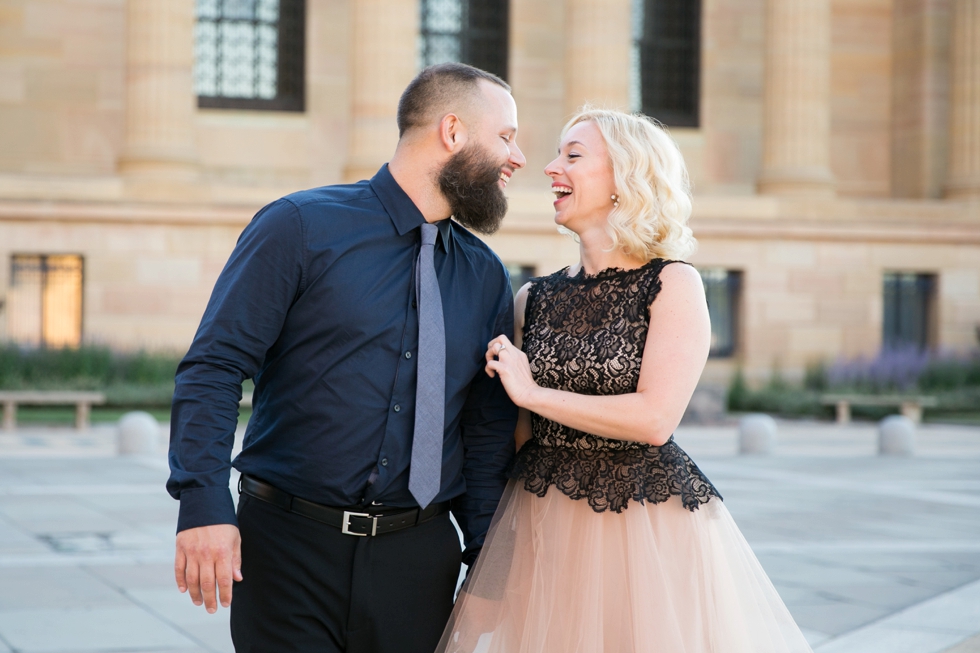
top-left (0, 606), bottom-right (197, 652)
top-left (0, 446), bottom-right (233, 653)
top-left (0, 420), bottom-right (976, 652)
top-left (813, 578), bottom-right (980, 653)
top-left (676, 421), bottom-right (980, 650)
top-left (945, 633), bottom-right (980, 653)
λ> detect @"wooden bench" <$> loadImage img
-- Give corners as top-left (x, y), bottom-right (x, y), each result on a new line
top-left (0, 391), bottom-right (107, 431)
top-left (820, 394), bottom-right (938, 425)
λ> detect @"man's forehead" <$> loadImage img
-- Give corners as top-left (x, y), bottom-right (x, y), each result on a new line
top-left (477, 82), bottom-right (518, 126)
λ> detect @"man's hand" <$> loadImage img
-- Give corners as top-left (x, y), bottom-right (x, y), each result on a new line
top-left (175, 524), bottom-right (242, 613)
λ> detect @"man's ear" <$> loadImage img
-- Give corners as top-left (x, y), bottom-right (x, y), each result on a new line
top-left (438, 113), bottom-right (467, 153)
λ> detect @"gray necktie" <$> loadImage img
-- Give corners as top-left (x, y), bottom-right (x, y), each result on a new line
top-left (409, 222), bottom-right (445, 509)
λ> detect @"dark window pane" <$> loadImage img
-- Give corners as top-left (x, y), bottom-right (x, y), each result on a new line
top-left (505, 264), bottom-right (535, 297)
top-left (883, 272), bottom-right (935, 350)
top-left (419, 0), bottom-right (509, 81)
top-left (699, 268), bottom-right (740, 358)
top-left (195, 0), bottom-right (305, 112)
top-left (634, 0), bottom-right (700, 127)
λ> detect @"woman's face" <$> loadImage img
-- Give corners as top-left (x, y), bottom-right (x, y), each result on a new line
top-left (544, 121), bottom-right (617, 234)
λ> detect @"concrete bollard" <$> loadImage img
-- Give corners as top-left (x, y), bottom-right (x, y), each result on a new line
top-left (878, 415), bottom-right (915, 456)
top-left (117, 411), bottom-right (160, 456)
top-left (739, 414), bottom-right (777, 454)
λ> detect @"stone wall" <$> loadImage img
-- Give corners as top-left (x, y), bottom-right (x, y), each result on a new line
top-left (0, 0), bottom-right (978, 383)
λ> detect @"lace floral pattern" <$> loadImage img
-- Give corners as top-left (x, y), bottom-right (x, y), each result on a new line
top-left (510, 259), bottom-right (722, 513)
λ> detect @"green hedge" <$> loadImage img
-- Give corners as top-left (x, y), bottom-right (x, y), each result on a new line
top-left (0, 344), bottom-right (182, 407)
top-left (728, 349), bottom-right (980, 422)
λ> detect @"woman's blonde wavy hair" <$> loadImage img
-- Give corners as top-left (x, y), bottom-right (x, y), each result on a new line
top-left (559, 107), bottom-right (697, 261)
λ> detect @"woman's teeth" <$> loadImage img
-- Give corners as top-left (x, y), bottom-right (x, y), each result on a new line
top-left (553, 186), bottom-right (572, 198)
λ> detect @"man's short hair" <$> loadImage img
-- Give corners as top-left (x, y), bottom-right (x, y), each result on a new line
top-left (397, 63), bottom-right (511, 138)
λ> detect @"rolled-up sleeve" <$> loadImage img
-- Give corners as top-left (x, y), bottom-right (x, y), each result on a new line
top-left (451, 279), bottom-right (518, 567)
top-left (167, 198), bottom-right (305, 533)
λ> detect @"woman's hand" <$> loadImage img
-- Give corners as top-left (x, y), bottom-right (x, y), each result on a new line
top-left (485, 335), bottom-right (538, 408)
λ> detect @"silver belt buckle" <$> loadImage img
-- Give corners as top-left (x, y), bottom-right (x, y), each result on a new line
top-left (341, 511), bottom-right (377, 536)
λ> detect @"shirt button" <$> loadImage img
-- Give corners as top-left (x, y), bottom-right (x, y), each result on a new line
top-left (381, 458), bottom-right (388, 466)
top-left (393, 404), bottom-right (401, 412)
top-left (405, 351), bottom-right (412, 359)
top-left (412, 300), bottom-right (418, 308)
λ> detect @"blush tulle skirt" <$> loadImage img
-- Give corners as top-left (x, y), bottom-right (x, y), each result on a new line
top-left (435, 481), bottom-right (813, 653)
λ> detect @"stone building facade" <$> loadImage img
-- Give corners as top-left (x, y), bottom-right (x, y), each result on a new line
top-left (0, 0), bottom-right (978, 385)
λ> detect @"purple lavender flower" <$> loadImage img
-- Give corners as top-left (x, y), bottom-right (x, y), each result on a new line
top-left (827, 345), bottom-right (931, 392)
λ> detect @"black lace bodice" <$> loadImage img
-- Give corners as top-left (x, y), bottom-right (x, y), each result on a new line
top-left (509, 259), bottom-right (721, 513)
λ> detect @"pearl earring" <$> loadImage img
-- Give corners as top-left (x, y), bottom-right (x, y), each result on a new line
top-left (611, 194), bottom-right (620, 208)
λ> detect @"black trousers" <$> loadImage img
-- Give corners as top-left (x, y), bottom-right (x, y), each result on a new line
top-left (230, 492), bottom-right (462, 653)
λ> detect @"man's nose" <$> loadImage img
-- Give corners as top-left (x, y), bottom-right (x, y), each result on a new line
top-left (510, 144), bottom-right (527, 170)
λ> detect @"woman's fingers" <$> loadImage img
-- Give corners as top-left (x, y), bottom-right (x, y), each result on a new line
top-left (485, 358), bottom-right (500, 378)
top-left (485, 336), bottom-right (512, 372)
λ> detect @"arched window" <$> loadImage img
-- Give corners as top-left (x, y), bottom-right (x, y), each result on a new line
top-left (419, 0), bottom-right (509, 81)
top-left (631, 0), bottom-right (701, 127)
top-left (194, 0), bottom-right (306, 112)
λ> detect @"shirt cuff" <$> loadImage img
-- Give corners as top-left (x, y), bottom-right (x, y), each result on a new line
top-left (175, 485), bottom-right (239, 533)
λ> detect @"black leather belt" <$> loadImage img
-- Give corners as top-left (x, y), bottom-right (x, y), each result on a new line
top-left (239, 475), bottom-right (450, 537)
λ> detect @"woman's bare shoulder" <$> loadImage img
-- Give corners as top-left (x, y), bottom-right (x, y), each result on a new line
top-left (656, 262), bottom-right (705, 301)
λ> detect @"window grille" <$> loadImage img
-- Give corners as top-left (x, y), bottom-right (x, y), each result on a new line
top-left (883, 273), bottom-right (935, 350)
top-left (195, 0), bottom-right (305, 111)
top-left (419, 0), bottom-right (509, 81)
top-left (631, 0), bottom-right (701, 127)
top-left (505, 264), bottom-right (535, 297)
top-left (699, 269), bottom-right (740, 358)
top-left (8, 255), bottom-right (84, 349)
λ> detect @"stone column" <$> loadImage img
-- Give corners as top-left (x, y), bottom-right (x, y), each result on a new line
top-left (343, 0), bottom-right (419, 183)
top-left (118, 0), bottom-right (197, 180)
top-left (891, 0), bottom-right (951, 199)
top-left (945, 0), bottom-right (980, 199)
top-left (756, 0), bottom-right (835, 196)
top-left (563, 0), bottom-right (631, 118)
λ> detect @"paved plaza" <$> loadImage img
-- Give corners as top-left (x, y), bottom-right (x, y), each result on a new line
top-left (0, 419), bottom-right (978, 653)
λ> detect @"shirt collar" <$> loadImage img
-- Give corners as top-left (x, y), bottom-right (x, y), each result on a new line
top-left (370, 163), bottom-right (453, 251)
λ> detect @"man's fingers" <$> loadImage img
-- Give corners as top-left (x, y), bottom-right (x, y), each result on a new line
top-left (174, 549), bottom-right (188, 593)
top-left (216, 555), bottom-right (234, 608)
top-left (185, 560), bottom-right (203, 606)
top-left (199, 561), bottom-right (218, 613)
top-left (233, 541), bottom-right (243, 582)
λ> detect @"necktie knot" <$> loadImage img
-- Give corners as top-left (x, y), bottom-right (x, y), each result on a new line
top-left (421, 222), bottom-right (438, 247)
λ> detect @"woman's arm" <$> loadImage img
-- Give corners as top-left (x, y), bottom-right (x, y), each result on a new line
top-left (486, 263), bottom-right (710, 447)
top-left (512, 282), bottom-right (533, 450)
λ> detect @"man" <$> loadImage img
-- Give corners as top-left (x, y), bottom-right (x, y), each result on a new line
top-left (167, 63), bottom-right (526, 652)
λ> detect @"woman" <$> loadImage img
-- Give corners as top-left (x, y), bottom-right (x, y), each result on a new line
top-left (435, 108), bottom-right (812, 653)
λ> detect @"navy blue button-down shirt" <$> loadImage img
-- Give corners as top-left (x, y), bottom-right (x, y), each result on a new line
top-left (167, 165), bottom-right (517, 564)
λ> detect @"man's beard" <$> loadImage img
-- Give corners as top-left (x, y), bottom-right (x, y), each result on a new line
top-left (438, 143), bottom-right (509, 235)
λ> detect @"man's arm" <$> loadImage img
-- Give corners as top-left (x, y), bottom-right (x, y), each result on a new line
top-left (167, 198), bottom-right (305, 611)
top-left (451, 277), bottom-right (518, 567)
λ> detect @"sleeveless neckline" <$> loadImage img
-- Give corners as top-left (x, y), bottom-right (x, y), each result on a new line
top-left (562, 257), bottom-right (665, 283)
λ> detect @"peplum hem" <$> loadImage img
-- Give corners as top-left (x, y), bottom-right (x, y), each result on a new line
top-left (508, 436), bottom-right (722, 514)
